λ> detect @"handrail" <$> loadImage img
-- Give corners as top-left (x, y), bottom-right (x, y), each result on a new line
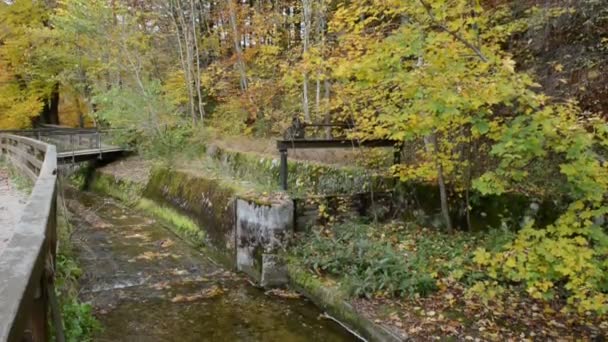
top-left (0, 134), bottom-right (59, 341)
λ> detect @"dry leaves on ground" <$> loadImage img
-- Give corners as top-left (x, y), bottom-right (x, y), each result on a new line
top-left (170, 285), bottom-right (224, 303)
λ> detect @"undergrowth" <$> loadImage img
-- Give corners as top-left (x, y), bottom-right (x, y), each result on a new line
top-left (54, 200), bottom-right (102, 341)
top-left (292, 221), bottom-right (514, 299)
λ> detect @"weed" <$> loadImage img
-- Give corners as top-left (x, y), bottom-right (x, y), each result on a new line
top-left (54, 202), bottom-right (102, 341)
top-left (292, 221), bottom-right (517, 299)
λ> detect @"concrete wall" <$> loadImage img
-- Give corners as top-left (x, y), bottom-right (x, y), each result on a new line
top-left (236, 199), bottom-right (293, 287)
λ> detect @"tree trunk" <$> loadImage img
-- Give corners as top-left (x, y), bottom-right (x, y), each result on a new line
top-left (171, 0), bottom-right (197, 124)
top-left (189, 0), bottom-right (206, 122)
top-left (41, 84), bottom-right (60, 125)
top-left (228, 0), bottom-right (248, 92)
top-left (323, 79), bottom-right (332, 139)
top-left (431, 133), bottom-right (453, 232)
top-left (315, 78), bottom-right (321, 115)
top-left (301, 0), bottom-right (312, 121)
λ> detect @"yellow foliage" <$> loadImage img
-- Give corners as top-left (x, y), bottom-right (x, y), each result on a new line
top-left (473, 208), bottom-right (608, 314)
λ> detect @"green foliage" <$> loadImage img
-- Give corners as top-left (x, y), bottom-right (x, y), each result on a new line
top-left (326, 0), bottom-right (608, 314)
top-left (294, 222), bottom-right (439, 298)
top-left (59, 298), bottom-right (101, 342)
top-left (55, 252), bottom-right (101, 341)
top-left (471, 102), bottom-right (608, 313)
top-left (472, 205), bottom-right (608, 314)
top-left (209, 98), bottom-right (248, 135)
top-left (54, 216), bottom-right (102, 342)
top-left (292, 219), bottom-right (536, 304)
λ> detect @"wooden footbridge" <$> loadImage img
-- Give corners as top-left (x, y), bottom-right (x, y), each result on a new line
top-left (0, 127), bottom-right (126, 341)
top-left (0, 127), bottom-right (126, 164)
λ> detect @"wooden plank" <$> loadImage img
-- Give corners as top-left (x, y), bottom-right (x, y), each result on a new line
top-left (1, 135), bottom-right (48, 153)
top-left (5, 144), bottom-right (41, 164)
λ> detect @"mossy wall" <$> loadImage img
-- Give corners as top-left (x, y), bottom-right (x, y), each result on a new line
top-left (207, 145), bottom-right (393, 196)
top-left (89, 171), bottom-right (206, 250)
top-left (393, 182), bottom-right (563, 231)
top-left (143, 167), bottom-right (237, 267)
top-left (208, 145), bottom-right (562, 231)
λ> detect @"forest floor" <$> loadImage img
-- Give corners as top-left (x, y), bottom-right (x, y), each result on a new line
top-left (292, 222), bottom-right (608, 340)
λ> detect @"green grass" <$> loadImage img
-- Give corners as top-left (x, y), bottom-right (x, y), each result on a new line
top-left (136, 198), bottom-right (205, 245)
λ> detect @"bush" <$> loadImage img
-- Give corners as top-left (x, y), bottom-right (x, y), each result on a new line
top-left (209, 99), bottom-right (248, 135)
top-left (473, 205), bottom-right (608, 314)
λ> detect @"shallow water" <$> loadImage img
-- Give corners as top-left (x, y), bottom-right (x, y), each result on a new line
top-left (64, 188), bottom-right (355, 342)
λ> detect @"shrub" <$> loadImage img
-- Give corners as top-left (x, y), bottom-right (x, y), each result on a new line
top-left (293, 222), bottom-right (438, 298)
top-left (472, 205), bottom-right (608, 314)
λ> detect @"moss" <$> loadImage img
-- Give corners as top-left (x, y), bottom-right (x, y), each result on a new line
top-left (88, 171), bottom-right (207, 247)
top-left (206, 146), bottom-right (393, 197)
top-left (136, 198), bottom-right (205, 246)
top-left (143, 167), bottom-right (236, 260)
top-left (286, 258), bottom-right (402, 342)
top-left (89, 172), bottom-right (145, 205)
top-left (89, 166), bottom-right (240, 268)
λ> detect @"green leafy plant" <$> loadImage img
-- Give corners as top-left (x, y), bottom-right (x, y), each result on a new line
top-left (294, 222), bottom-right (438, 298)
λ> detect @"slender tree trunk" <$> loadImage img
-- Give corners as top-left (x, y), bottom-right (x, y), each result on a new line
top-left (228, 0), bottom-right (248, 91)
top-left (301, 0), bottom-right (312, 121)
top-left (315, 78), bottom-right (320, 114)
top-left (464, 126), bottom-right (473, 231)
top-left (431, 133), bottom-right (453, 233)
top-left (323, 79), bottom-right (332, 139)
top-left (171, 0), bottom-right (197, 124)
top-left (177, 0), bottom-right (197, 124)
top-left (189, 0), bottom-right (206, 122)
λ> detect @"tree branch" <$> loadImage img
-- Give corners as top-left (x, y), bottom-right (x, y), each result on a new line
top-left (418, 0), bottom-right (489, 62)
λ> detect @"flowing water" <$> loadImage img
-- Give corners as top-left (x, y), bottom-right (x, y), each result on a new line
top-left (64, 188), bottom-right (355, 342)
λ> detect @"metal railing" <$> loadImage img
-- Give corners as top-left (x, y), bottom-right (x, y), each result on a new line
top-left (0, 134), bottom-right (63, 341)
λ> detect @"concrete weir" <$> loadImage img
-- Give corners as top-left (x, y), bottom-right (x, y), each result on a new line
top-left (90, 166), bottom-right (296, 287)
top-left (236, 198), bottom-right (293, 287)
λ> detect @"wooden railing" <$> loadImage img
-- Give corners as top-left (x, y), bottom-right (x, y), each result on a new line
top-left (0, 134), bottom-right (62, 341)
top-left (0, 128), bottom-right (107, 152)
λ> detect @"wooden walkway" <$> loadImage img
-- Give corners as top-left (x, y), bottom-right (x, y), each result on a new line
top-left (0, 127), bottom-right (127, 163)
top-left (0, 166), bottom-right (27, 254)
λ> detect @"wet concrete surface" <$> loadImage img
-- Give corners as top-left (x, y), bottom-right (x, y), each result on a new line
top-left (65, 188), bottom-right (356, 342)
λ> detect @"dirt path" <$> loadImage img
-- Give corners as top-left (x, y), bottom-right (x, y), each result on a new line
top-left (0, 167), bottom-right (28, 253)
top-left (64, 188), bottom-right (355, 342)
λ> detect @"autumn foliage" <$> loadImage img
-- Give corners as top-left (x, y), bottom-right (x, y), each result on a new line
top-left (0, 0), bottom-right (606, 316)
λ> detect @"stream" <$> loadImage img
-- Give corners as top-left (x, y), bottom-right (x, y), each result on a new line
top-left (64, 187), bottom-right (355, 341)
